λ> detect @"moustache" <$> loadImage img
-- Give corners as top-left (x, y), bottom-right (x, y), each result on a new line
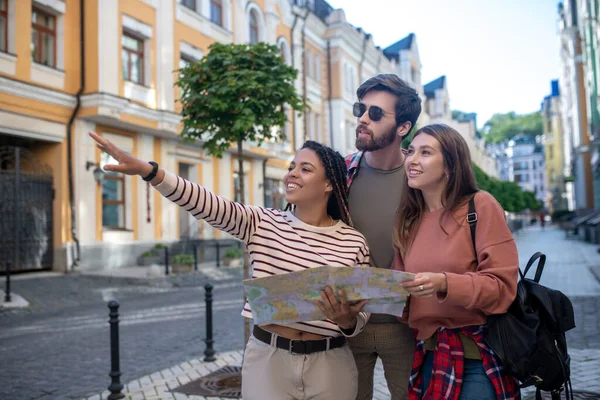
top-left (356, 124), bottom-right (373, 137)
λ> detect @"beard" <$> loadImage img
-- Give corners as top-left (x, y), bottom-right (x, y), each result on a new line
top-left (355, 124), bottom-right (397, 152)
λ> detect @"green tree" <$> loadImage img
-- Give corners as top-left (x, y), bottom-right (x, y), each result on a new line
top-left (482, 111), bottom-right (543, 144)
top-left (473, 163), bottom-right (538, 212)
top-left (402, 123), bottom-right (418, 149)
top-left (176, 42), bottom-right (306, 345)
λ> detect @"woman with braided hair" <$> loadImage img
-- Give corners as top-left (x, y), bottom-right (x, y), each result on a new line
top-left (88, 132), bottom-right (371, 400)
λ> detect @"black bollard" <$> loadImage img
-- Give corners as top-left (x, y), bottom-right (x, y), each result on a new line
top-left (203, 283), bottom-right (216, 362)
top-left (215, 242), bottom-right (221, 267)
top-left (4, 261), bottom-right (11, 303)
top-left (164, 247), bottom-right (169, 275)
top-left (107, 301), bottom-right (125, 400)
top-left (193, 244), bottom-right (198, 271)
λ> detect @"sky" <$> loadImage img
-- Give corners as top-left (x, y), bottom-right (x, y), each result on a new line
top-left (325, 0), bottom-right (561, 128)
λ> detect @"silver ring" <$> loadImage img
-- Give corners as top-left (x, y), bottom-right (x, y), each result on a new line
top-left (419, 285), bottom-right (424, 291)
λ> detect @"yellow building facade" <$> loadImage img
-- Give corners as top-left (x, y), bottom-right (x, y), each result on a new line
top-left (541, 80), bottom-right (568, 212)
top-left (1, 0), bottom-right (483, 272)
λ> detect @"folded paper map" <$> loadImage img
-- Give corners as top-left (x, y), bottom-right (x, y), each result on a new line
top-left (243, 266), bottom-right (416, 325)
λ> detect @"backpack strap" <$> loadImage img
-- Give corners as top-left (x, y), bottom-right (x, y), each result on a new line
top-left (523, 251), bottom-right (546, 283)
top-left (467, 193), bottom-right (478, 258)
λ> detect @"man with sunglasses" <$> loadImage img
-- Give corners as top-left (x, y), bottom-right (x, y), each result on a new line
top-left (345, 74), bottom-right (421, 400)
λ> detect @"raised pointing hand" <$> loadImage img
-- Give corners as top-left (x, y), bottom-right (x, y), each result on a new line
top-left (88, 131), bottom-right (151, 176)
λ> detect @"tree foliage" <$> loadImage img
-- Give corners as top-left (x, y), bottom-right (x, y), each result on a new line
top-left (175, 42), bottom-right (306, 347)
top-left (482, 111), bottom-right (543, 144)
top-left (176, 42), bottom-right (306, 156)
top-left (473, 163), bottom-right (541, 212)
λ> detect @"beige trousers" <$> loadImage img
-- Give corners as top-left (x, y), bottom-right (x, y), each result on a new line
top-left (348, 323), bottom-right (415, 400)
top-left (241, 335), bottom-right (358, 400)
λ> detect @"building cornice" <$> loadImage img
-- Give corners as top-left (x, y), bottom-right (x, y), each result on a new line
top-left (0, 76), bottom-right (75, 108)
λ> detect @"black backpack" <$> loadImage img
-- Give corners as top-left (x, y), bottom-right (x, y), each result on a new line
top-left (467, 195), bottom-right (576, 400)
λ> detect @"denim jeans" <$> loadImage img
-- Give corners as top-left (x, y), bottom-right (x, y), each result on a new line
top-left (420, 350), bottom-right (496, 400)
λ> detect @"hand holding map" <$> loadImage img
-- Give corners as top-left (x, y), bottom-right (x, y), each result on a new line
top-left (243, 266), bottom-right (415, 325)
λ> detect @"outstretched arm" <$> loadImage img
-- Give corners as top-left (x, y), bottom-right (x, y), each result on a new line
top-left (89, 131), bottom-right (262, 242)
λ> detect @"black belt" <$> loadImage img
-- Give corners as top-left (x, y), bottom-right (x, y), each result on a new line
top-left (252, 325), bottom-right (346, 355)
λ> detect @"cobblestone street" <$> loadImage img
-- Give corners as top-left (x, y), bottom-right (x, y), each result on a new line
top-left (2, 226), bottom-right (600, 400)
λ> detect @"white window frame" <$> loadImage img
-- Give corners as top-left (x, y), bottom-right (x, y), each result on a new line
top-left (31, 0), bottom-right (65, 70)
top-left (0, 0), bottom-right (17, 75)
top-left (277, 36), bottom-right (291, 66)
top-left (178, 0), bottom-right (198, 12)
top-left (180, 41), bottom-right (203, 63)
top-left (122, 15), bottom-right (152, 86)
top-left (122, 15), bottom-right (154, 106)
top-left (246, 2), bottom-right (265, 44)
top-left (3, 0), bottom-right (17, 54)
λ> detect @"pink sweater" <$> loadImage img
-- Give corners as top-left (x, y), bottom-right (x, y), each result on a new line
top-left (392, 191), bottom-right (519, 340)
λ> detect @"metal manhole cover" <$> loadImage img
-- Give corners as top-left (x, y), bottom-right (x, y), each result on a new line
top-left (524, 391), bottom-right (600, 399)
top-left (172, 365), bottom-right (242, 398)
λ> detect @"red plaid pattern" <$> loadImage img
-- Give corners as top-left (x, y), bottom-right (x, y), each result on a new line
top-left (345, 151), bottom-right (363, 188)
top-left (408, 326), bottom-right (521, 400)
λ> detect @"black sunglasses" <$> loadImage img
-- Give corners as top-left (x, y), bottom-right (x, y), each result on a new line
top-left (353, 102), bottom-right (389, 122)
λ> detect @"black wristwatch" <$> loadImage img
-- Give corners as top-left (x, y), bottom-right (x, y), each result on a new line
top-left (143, 161), bottom-right (159, 182)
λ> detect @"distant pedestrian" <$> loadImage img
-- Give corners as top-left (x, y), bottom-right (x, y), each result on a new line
top-left (88, 132), bottom-right (372, 400)
top-left (539, 212), bottom-right (546, 229)
top-left (392, 124), bottom-right (521, 399)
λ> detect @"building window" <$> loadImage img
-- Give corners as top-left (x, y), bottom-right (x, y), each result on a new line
top-left (102, 153), bottom-right (126, 229)
top-left (31, 7), bottom-right (56, 67)
top-left (514, 161), bottom-right (528, 171)
top-left (179, 0), bottom-right (196, 11)
top-left (279, 41), bottom-right (287, 63)
top-left (514, 173), bottom-right (528, 183)
top-left (264, 178), bottom-right (285, 210)
top-left (210, 0), bottom-right (223, 26)
top-left (122, 32), bottom-right (144, 85)
top-left (314, 55), bottom-right (320, 81)
top-left (249, 10), bottom-right (259, 44)
top-left (0, 0), bottom-right (7, 53)
top-left (179, 55), bottom-right (194, 70)
top-left (306, 51), bottom-right (312, 78)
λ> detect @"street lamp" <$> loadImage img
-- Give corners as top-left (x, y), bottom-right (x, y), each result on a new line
top-left (86, 161), bottom-right (106, 184)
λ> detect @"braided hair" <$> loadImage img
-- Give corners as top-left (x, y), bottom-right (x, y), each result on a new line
top-left (285, 141), bottom-right (352, 226)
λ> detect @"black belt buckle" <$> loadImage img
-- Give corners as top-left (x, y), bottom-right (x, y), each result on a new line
top-left (289, 339), bottom-right (307, 354)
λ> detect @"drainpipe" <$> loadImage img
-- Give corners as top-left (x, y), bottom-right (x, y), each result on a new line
top-left (66, 0), bottom-right (85, 265)
top-left (301, 8), bottom-right (310, 144)
top-left (326, 40), bottom-right (334, 147)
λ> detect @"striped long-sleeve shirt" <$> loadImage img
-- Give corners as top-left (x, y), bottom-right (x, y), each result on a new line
top-left (155, 171), bottom-right (371, 337)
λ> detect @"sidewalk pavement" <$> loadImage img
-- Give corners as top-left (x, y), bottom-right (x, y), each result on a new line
top-left (82, 348), bottom-right (600, 400)
top-left (79, 262), bottom-right (243, 287)
top-left (81, 225), bottom-right (600, 400)
top-left (0, 262), bottom-right (243, 311)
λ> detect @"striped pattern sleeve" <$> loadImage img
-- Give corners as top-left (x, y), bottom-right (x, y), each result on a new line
top-left (356, 240), bottom-right (370, 267)
top-left (154, 171), bottom-right (263, 243)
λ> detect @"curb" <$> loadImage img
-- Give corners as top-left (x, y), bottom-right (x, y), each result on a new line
top-left (588, 265), bottom-right (600, 285)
